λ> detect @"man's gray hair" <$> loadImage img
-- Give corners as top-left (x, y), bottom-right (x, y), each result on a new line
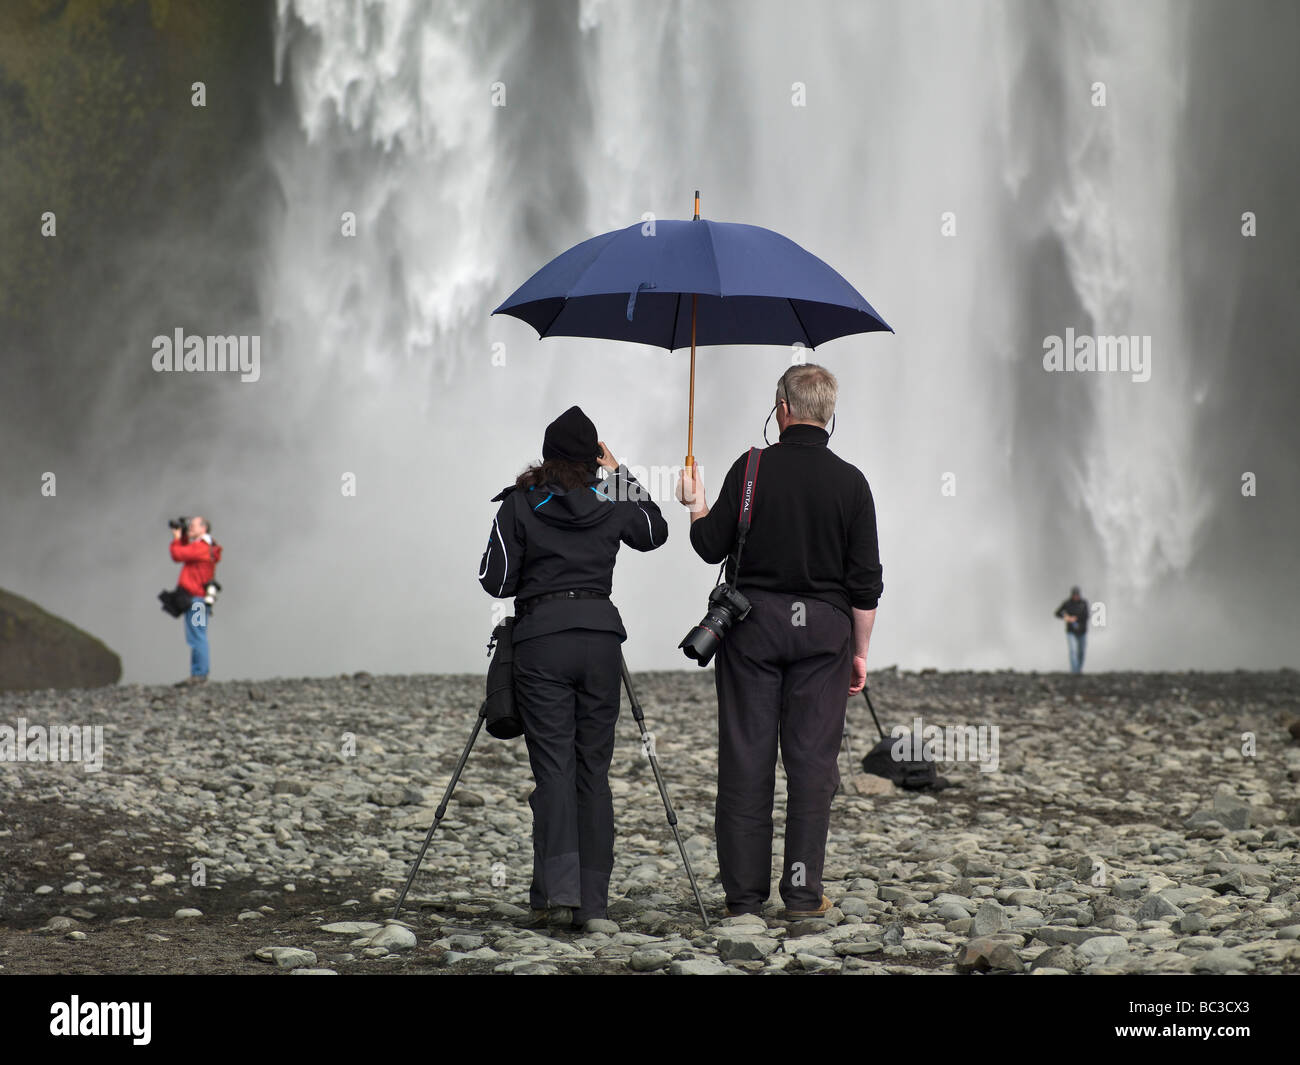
top-left (776, 363), bottom-right (838, 425)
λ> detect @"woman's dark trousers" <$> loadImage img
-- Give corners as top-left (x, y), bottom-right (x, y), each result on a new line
top-left (513, 629), bottom-right (623, 922)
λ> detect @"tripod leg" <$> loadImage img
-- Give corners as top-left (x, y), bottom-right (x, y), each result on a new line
top-left (392, 701), bottom-right (488, 921)
top-left (862, 683), bottom-right (887, 743)
top-left (837, 700), bottom-right (858, 795)
top-left (619, 654), bottom-right (710, 930)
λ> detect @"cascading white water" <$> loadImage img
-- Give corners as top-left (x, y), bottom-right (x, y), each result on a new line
top-left (1017, 2), bottom-right (1210, 596)
top-left (262, 0), bottom-right (1216, 674)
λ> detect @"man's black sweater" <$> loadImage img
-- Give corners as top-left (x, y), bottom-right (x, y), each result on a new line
top-left (688, 423), bottom-right (882, 616)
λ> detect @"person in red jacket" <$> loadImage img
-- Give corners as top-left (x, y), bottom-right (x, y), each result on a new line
top-left (170, 516), bottom-right (222, 684)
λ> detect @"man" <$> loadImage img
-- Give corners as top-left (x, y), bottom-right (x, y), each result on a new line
top-left (170, 516), bottom-right (221, 685)
top-left (1054, 586), bottom-right (1089, 674)
top-left (676, 363), bottom-right (882, 919)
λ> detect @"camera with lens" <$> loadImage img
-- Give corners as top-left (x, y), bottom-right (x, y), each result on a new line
top-left (168, 516), bottom-right (191, 542)
top-left (679, 581), bottom-right (752, 666)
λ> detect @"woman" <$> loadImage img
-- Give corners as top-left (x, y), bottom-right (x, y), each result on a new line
top-left (478, 405), bottom-right (668, 929)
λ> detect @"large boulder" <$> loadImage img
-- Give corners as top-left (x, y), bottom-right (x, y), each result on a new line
top-left (0, 589), bottom-right (120, 691)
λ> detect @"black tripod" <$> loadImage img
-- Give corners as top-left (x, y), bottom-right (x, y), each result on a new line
top-left (838, 682), bottom-right (887, 793)
top-left (861, 680), bottom-right (888, 742)
top-left (392, 653), bottom-right (711, 928)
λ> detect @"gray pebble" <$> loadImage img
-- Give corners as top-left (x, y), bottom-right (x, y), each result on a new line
top-left (1191, 948), bottom-right (1254, 973)
top-left (716, 935), bottom-right (778, 961)
top-left (669, 958), bottom-right (737, 975)
top-left (1076, 935), bottom-right (1129, 963)
top-left (368, 925), bottom-right (417, 952)
top-left (971, 901), bottom-right (1007, 936)
top-left (629, 949), bottom-right (672, 972)
top-left (259, 947), bottom-right (317, 971)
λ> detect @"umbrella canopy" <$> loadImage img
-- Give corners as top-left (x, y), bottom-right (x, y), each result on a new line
top-left (493, 195), bottom-right (891, 466)
top-left (493, 218), bottom-right (892, 349)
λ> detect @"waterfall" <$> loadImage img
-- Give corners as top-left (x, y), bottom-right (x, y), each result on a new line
top-left (256, 0), bottom-right (1227, 676)
top-left (242, 0), bottom-right (1288, 675)
top-left (1002, 1), bottom-right (1211, 596)
top-left (2, 0), bottom-right (1292, 686)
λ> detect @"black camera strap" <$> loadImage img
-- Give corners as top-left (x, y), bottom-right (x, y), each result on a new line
top-left (724, 447), bottom-right (763, 585)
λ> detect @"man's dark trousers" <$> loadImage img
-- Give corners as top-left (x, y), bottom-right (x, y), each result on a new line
top-left (513, 629), bottom-right (622, 922)
top-left (714, 590), bottom-right (852, 914)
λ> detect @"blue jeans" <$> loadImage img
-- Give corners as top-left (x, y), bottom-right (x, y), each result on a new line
top-left (1067, 631), bottom-right (1086, 673)
top-left (184, 600), bottom-right (210, 677)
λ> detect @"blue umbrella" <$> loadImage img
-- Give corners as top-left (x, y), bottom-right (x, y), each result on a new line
top-left (493, 193), bottom-right (891, 466)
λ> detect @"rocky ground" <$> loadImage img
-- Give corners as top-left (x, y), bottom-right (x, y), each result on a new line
top-left (1, 668), bottom-right (1298, 976)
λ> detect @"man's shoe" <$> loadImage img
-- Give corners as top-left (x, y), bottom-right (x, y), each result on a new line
top-left (782, 895), bottom-right (833, 919)
top-left (188, 675), bottom-right (208, 686)
top-left (516, 906), bottom-right (574, 930)
top-left (517, 909), bottom-right (551, 930)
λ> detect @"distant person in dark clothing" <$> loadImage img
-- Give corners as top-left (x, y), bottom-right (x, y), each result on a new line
top-left (1054, 586), bottom-right (1089, 673)
top-left (676, 363), bottom-right (882, 920)
top-left (478, 405), bottom-right (667, 930)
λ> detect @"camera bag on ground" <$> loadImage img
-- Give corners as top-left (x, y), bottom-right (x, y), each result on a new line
top-left (857, 685), bottom-right (955, 791)
top-left (861, 735), bottom-right (941, 789)
top-left (484, 616), bottom-right (524, 739)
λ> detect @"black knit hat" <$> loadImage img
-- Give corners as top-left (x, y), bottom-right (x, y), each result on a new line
top-left (542, 405), bottom-right (599, 464)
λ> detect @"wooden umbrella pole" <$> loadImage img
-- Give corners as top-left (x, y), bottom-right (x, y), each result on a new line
top-left (686, 293), bottom-right (697, 469)
top-left (686, 190), bottom-right (700, 471)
